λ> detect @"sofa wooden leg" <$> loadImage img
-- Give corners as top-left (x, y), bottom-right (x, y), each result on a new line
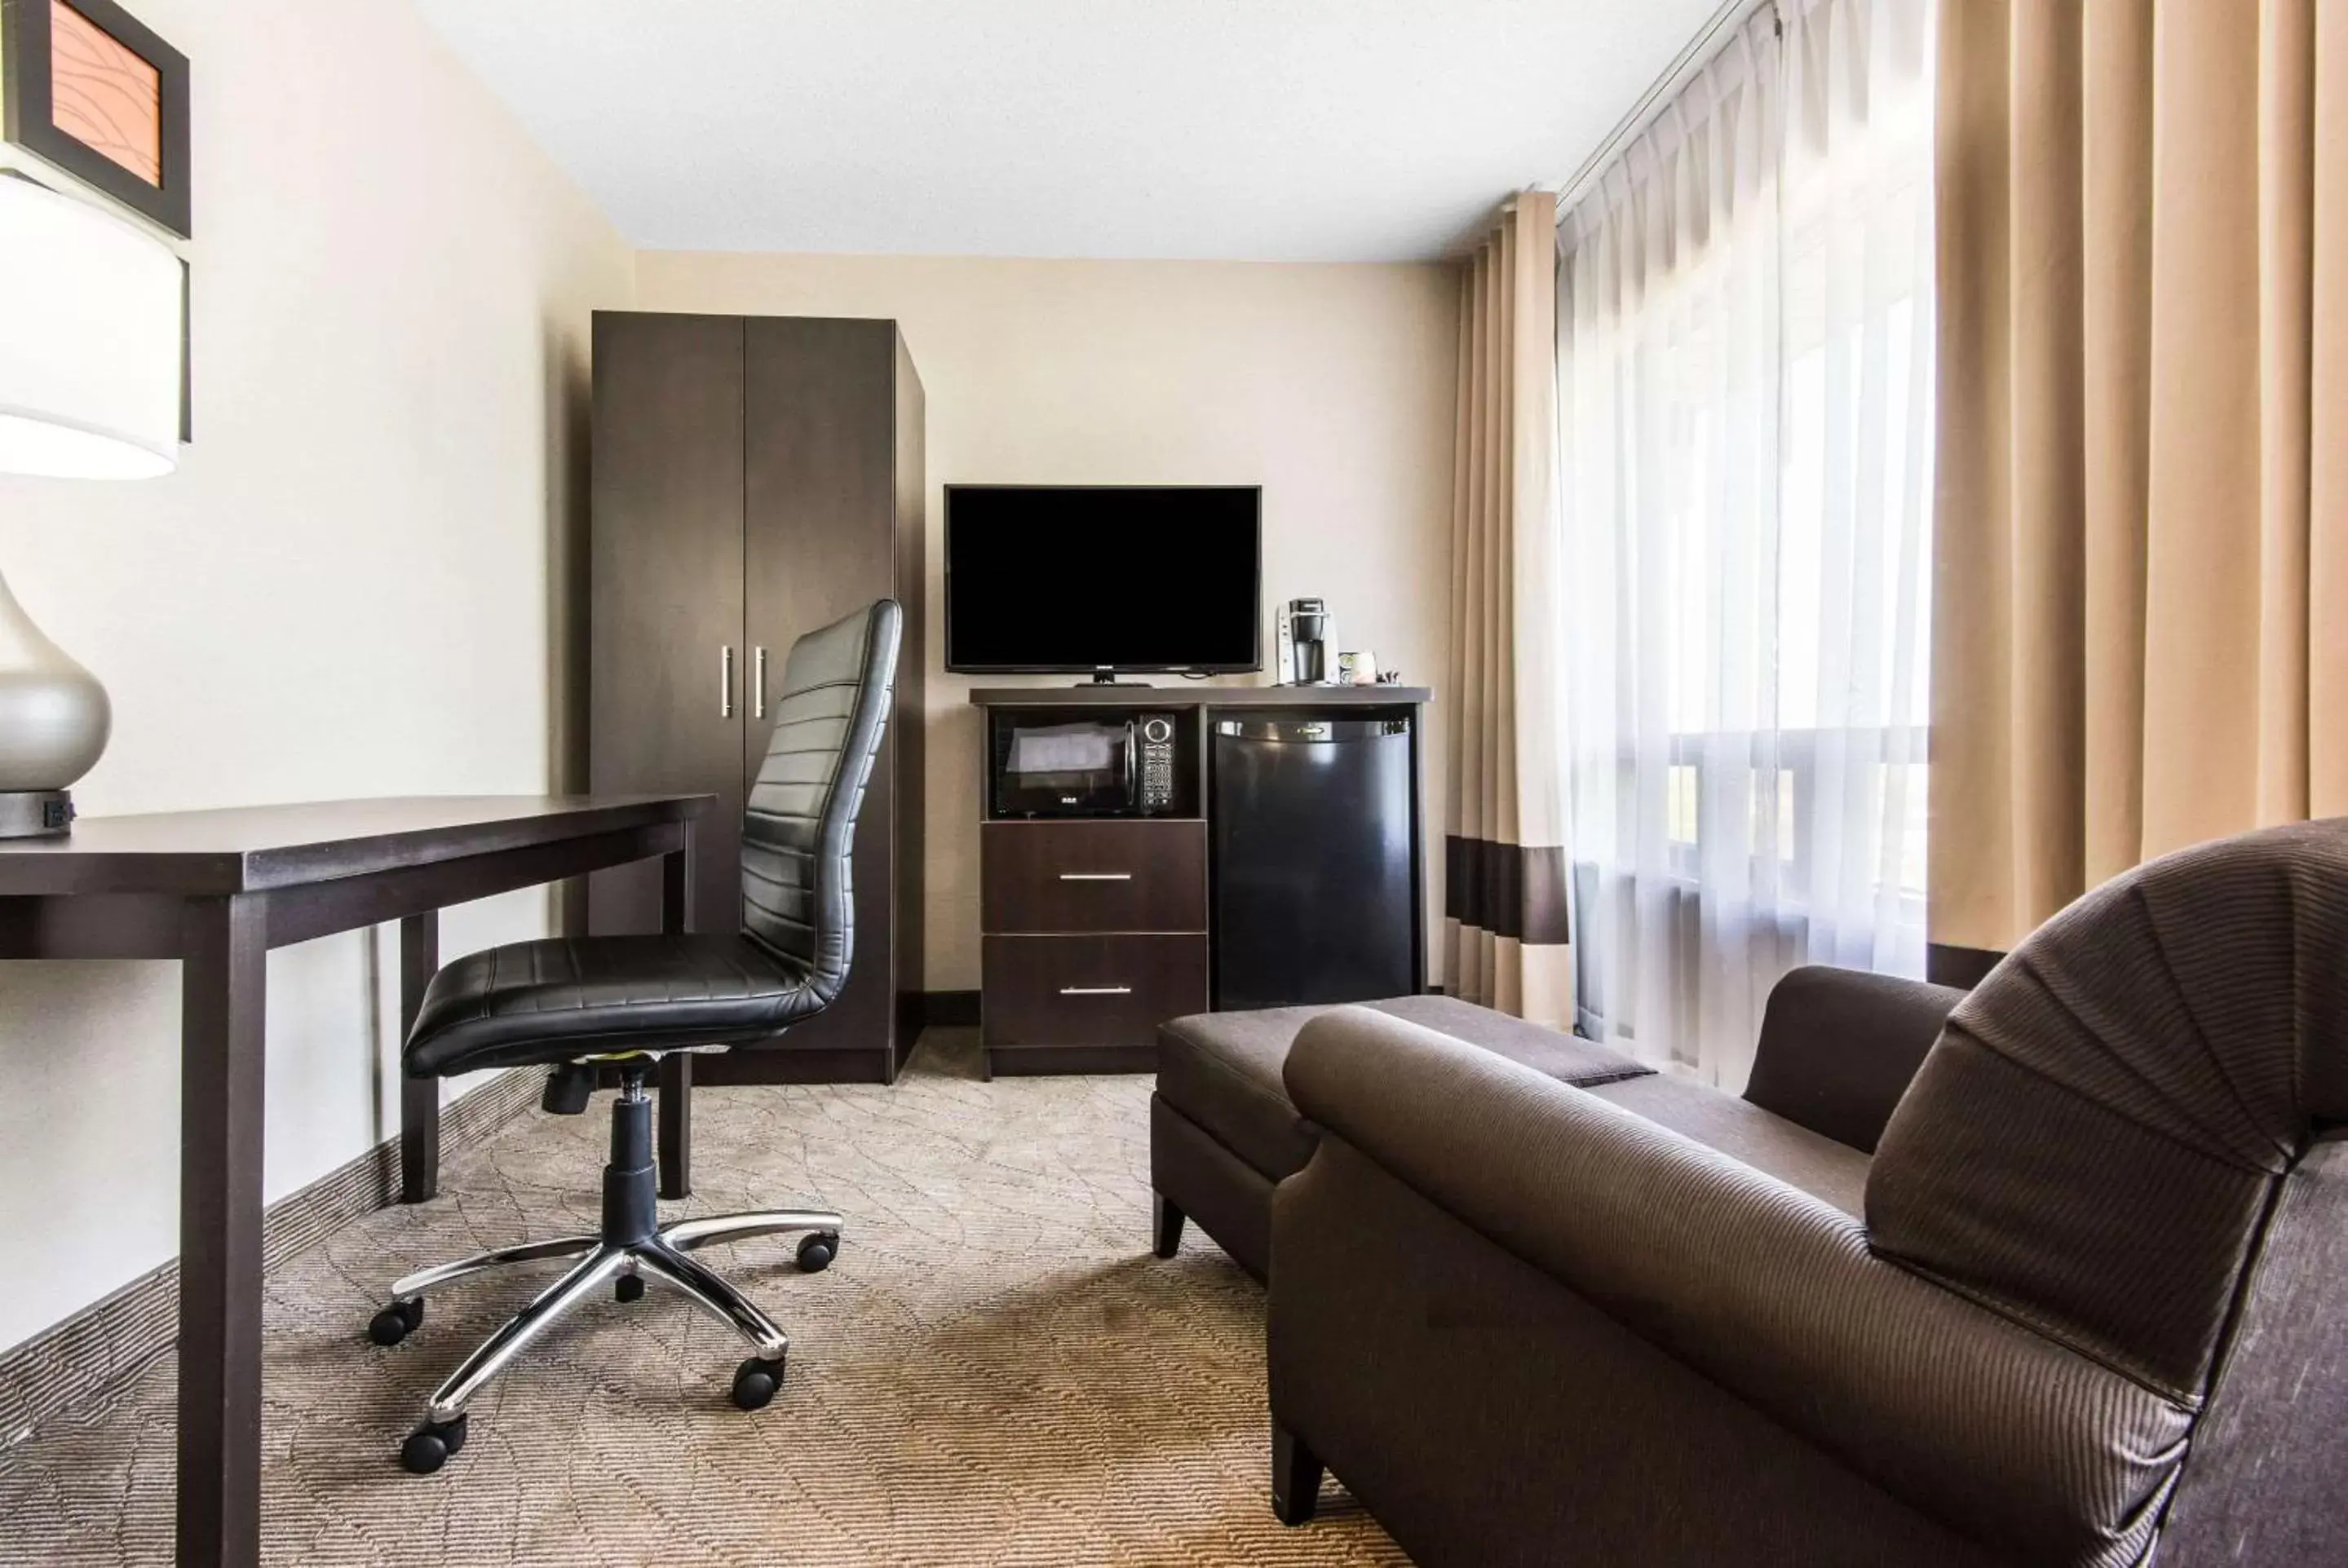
top-left (1271, 1421), bottom-right (1324, 1526)
top-left (1152, 1192), bottom-right (1186, 1258)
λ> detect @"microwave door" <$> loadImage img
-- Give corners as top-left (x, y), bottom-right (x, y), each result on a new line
top-left (1002, 722), bottom-right (1130, 814)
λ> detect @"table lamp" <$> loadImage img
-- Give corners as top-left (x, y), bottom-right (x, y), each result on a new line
top-left (0, 172), bottom-right (184, 836)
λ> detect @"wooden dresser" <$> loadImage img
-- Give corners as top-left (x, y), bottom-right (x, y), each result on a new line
top-left (980, 817), bottom-right (1210, 1075)
top-left (973, 686), bottom-right (1432, 1076)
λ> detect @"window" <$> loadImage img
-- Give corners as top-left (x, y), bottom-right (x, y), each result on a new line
top-left (1556, 0), bottom-right (1935, 1086)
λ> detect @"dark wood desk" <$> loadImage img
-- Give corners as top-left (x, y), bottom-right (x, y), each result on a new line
top-left (0, 794), bottom-right (710, 1568)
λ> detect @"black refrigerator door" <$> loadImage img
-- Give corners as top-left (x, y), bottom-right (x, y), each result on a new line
top-left (1212, 716), bottom-right (1417, 1009)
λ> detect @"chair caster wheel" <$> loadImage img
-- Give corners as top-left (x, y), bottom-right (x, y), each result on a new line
top-left (615, 1274), bottom-right (645, 1303)
top-left (732, 1354), bottom-right (785, 1411)
top-left (797, 1232), bottom-right (839, 1272)
top-left (398, 1413), bottom-right (467, 1475)
top-left (367, 1299), bottom-right (423, 1346)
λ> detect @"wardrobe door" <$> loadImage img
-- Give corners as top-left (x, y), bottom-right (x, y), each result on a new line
top-left (741, 317), bottom-right (900, 1058)
top-left (889, 334), bottom-right (927, 1054)
top-left (587, 311), bottom-right (747, 938)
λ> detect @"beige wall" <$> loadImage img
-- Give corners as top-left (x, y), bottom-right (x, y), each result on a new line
top-left (638, 252), bottom-right (1460, 993)
top-left (0, 72), bottom-right (1459, 1355)
top-left (0, 0), bottom-right (633, 1353)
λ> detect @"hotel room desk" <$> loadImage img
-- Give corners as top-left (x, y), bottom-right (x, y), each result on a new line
top-left (0, 793), bottom-right (710, 1568)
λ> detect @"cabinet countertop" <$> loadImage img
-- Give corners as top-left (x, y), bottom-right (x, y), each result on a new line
top-left (968, 684), bottom-right (1432, 709)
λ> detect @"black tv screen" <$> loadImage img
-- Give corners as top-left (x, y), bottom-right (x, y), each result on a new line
top-left (945, 486), bottom-right (1262, 674)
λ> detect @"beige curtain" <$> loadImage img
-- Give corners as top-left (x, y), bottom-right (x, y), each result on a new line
top-left (1932, 0), bottom-right (2348, 956)
top-left (1444, 191), bottom-right (1572, 1025)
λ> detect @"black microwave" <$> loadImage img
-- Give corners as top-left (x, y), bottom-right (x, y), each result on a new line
top-left (989, 711), bottom-right (1180, 818)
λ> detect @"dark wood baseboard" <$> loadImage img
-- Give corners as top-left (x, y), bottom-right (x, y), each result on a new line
top-left (922, 990), bottom-right (981, 1027)
top-left (589, 994), bottom-right (976, 1093)
top-left (986, 1043), bottom-right (1159, 1076)
top-left (0, 1067), bottom-right (542, 1454)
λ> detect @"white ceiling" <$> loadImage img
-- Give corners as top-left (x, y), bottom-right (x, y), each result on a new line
top-left (414, 0), bottom-right (1722, 263)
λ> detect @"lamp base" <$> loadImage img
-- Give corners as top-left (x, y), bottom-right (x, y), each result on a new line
top-left (0, 791), bottom-right (74, 838)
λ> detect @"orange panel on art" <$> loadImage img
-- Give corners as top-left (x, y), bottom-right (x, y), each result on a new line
top-left (47, 0), bottom-right (162, 187)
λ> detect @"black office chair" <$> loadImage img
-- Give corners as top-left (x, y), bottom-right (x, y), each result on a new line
top-left (369, 598), bottom-right (901, 1474)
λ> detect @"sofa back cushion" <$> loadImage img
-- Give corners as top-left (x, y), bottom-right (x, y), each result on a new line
top-left (1744, 966), bottom-right (1966, 1153)
top-left (1867, 819), bottom-right (2348, 1402)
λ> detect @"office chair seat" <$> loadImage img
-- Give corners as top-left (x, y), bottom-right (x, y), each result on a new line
top-left (366, 598), bottom-right (901, 1476)
top-left (404, 933), bottom-right (825, 1077)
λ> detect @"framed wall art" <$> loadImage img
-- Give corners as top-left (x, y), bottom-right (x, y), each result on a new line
top-left (1, 0), bottom-right (189, 237)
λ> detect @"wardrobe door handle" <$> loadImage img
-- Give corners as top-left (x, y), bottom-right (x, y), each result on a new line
top-left (753, 646), bottom-right (768, 720)
top-left (1059, 986), bottom-right (1133, 996)
top-left (720, 646), bottom-right (735, 718)
top-left (1058, 872), bottom-right (1133, 881)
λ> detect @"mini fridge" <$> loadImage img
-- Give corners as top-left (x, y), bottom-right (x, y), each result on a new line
top-left (1210, 713), bottom-right (1417, 1009)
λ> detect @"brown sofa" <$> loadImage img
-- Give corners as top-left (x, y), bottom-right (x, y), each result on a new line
top-left (1152, 978), bottom-right (1956, 1284)
top-left (1267, 821), bottom-right (2348, 1567)
top-left (1152, 995), bottom-right (1656, 1280)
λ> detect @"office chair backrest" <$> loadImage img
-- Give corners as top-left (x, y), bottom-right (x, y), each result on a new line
top-left (739, 598), bottom-right (902, 1001)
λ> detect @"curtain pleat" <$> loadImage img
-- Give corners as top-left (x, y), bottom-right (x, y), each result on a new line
top-left (1931, 0), bottom-right (2347, 954)
top-left (1444, 192), bottom-right (1570, 1026)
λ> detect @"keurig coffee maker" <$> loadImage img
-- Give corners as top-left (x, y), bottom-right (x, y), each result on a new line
top-left (1285, 597), bottom-right (1331, 684)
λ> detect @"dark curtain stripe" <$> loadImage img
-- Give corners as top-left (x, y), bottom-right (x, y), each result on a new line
top-left (1445, 835), bottom-right (1572, 945)
top-left (1926, 943), bottom-right (2005, 990)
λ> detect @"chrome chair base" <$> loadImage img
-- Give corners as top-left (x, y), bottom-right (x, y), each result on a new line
top-left (378, 1208), bottom-right (841, 1416)
top-left (369, 1069), bottom-right (840, 1474)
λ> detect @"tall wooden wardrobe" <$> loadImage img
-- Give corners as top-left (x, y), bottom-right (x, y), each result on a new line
top-left (587, 311), bottom-right (926, 1084)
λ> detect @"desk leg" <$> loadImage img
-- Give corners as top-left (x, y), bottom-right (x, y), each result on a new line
top-left (658, 835), bottom-right (692, 1199)
top-left (179, 894), bottom-right (268, 1568)
top-left (398, 912), bottom-right (440, 1203)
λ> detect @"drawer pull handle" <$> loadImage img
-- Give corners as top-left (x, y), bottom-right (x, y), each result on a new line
top-left (1058, 872), bottom-right (1133, 881)
top-left (1059, 985), bottom-right (1133, 996)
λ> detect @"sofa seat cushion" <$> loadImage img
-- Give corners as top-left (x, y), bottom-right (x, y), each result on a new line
top-left (1158, 995), bottom-right (1647, 1184)
top-left (1584, 1075), bottom-right (1873, 1218)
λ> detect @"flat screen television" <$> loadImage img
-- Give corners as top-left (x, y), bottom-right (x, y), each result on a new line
top-left (944, 485), bottom-right (1262, 678)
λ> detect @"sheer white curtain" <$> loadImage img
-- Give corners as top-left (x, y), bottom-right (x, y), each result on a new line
top-left (1557, 0), bottom-right (1935, 1089)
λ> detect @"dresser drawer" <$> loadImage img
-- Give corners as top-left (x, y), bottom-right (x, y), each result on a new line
top-left (981, 934), bottom-right (1209, 1049)
top-left (980, 819), bottom-right (1207, 934)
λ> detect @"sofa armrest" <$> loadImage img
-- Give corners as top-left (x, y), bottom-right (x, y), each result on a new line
top-left (1283, 1007), bottom-right (2189, 1565)
top-left (1743, 965), bottom-right (1966, 1152)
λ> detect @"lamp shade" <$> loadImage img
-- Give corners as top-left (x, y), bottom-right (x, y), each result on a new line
top-left (0, 175), bottom-right (182, 479)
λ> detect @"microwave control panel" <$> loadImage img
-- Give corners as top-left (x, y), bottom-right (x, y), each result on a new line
top-left (1138, 713), bottom-right (1178, 815)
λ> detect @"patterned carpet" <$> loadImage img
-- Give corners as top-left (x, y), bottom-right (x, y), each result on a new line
top-left (0, 1031), bottom-right (1406, 1566)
